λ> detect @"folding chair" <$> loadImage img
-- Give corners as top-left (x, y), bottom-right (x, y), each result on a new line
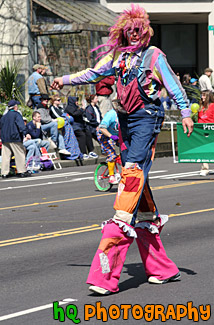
top-left (40, 147), bottom-right (62, 170)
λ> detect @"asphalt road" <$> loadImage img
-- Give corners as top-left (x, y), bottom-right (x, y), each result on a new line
top-left (0, 157), bottom-right (213, 324)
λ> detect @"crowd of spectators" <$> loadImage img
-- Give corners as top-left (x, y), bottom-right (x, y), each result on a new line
top-left (160, 68), bottom-right (214, 110)
top-left (0, 64), bottom-right (214, 179)
top-left (0, 66), bottom-right (118, 178)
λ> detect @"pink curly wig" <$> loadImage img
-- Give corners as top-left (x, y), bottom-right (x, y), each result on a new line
top-left (92, 4), bottom-right (153, 59)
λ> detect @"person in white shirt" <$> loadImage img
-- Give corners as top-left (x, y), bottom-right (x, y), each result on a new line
top-left (199, 68), bottom-right (214, 92)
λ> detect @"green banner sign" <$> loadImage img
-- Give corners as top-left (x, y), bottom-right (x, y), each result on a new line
top-left (177, 123), bottom-right (214, 163)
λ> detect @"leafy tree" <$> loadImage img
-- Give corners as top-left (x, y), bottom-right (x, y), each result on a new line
top-left (0, 61), bottom-right (24, 103)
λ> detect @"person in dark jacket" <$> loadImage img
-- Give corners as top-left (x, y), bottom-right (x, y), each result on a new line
top-left (49, 94), bottom-right (64, 119)
top-left (0, 100), bottom-right (30, 178)
top-left (64, 96), bottom-right (98, 159)
top-left (26, 111), bottom-right (50, 152)
top-left (85, 94), bottom-right (102, 141)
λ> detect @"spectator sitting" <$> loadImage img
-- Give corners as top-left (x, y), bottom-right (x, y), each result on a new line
top-left (26, 111), bottom-right (50, 153)
top-left (40, 65), bottom-right (49, 93)
top-left (64, 96), bottom-right (98, 159)
top-left (23, 136), bottom-right (40, 164)
top-left (36, 94), bottom-right (70, 156)
top-left (49, 95), bottom-right (64, 119)
top-left (61, 113), bottom-right (83, 160)
top-left (85, 94), bottom-right (102, 141)
top-left (0, 100), bottom-right (31, 178)
top-left (28, 64), bottom-right (49, 109)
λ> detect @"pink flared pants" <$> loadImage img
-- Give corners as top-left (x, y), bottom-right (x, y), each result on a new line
top-left (86, 221), bottom-right (179, 292)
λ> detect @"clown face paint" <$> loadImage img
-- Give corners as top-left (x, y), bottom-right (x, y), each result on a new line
top-left (127, 28), bottom-right (141, 46)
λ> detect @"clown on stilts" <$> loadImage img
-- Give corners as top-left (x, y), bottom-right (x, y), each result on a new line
top-left (51, 4), bottom-right (194, 295)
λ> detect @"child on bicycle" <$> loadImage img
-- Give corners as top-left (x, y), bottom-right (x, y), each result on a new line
top-left (96, 108), bottom-right (119, 184)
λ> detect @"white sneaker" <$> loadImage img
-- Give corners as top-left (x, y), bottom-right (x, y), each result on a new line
top-left (83, 154), bottom-right (89, 160)
top-left (109, 175), bottom-right (119, 185)
top-left (148, 272), bottom-right (181, 284)
top-left (89, 285), bottom-right (111, 295)
top-left (59, 149), bottom-right (71, 155)
top-left (89, 151), bottom-right (98, 158)
top-left (200, 170), bottom-right (209, 176)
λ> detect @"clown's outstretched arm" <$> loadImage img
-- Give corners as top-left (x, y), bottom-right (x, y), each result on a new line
top-left (155, 53), bottom-right (194, 136)
top-left (50, 51), bottom-right (118, 90)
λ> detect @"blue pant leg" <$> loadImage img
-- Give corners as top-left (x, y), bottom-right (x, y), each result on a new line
top-left (127, 109), bottom-right (164, 223)
top-left (118, 113), bottom-right (130, 166)
top-left (57, 133), bottom-right (65, 150)
top-left (40, 140), bottom-right (50, 151)
top-left (24, 140), bottom-right (38, 162)
top-left (116, 108), bottom-right (164, 225)
top-left (41, 122), bottom-right (58, 143)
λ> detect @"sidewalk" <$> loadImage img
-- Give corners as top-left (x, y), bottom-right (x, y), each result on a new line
top-left (57, 131), bottom-right (176, 168)
top-left (0, 129), bottom-right (176, 171)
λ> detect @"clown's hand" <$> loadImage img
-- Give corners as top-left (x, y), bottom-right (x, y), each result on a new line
top-left (50, 77), bottom-right (64, 90)
top-left (182, 117), bottom-right (194, 137)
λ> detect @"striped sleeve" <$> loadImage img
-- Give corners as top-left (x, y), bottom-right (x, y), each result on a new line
top-left (155, 54), bottom-right (191, 118)
top-left (63, 52), bottom-right (116, 86)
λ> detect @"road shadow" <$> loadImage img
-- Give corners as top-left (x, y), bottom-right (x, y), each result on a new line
top-left (178, 267), bottom-right (197, 275)
top-left (119, 263), bottom-right (147, 293)
top-left (94, 188), bottom-right (118, 193)
top-left (176, 177), bottom-right (214, 182)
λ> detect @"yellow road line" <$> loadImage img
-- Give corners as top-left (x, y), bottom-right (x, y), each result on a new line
top-left (0, 193), bottom-right (114, 211)
top-left (1, 207), bottom-right (214, 248)
top-left (0, 180), bottom-right (213, 212)
top-left (0, 225), bottom-right (101, 247)
top-left (0, 224), bottom-right (100, 244)
top-left (169, 207), bottom-right (214, 217)
top-left (151, 179), bottom-right (214, 190)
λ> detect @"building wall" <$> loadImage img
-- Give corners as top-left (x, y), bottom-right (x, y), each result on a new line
top-left (104, 1), bottom-right (214, 74)
top-left (37, 31), bottom-right (102, 98)
top-left (0, 0), bottom-right (32, 99)
top-left (0, 0), bottom-right (30, 66)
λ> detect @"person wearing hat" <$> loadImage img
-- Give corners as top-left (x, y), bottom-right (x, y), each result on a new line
top-left (36, 94), bottom-right (71, 156)
top-left (199, 68), bottom-right (214, 92)
top-left (188, 78), bottom-right (200, 104)
top-left (28, 64), bottom-right (49, 109)
top-left (0, 100), bottom-right (31, 178)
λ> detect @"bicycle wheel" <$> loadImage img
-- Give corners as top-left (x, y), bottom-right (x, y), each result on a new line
top-left (94, 162), bottom-right (113, 192)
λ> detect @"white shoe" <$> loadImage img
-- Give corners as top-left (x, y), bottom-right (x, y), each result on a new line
top-left (89, 151), bottom-right (98, 158)
top-left (148, 272), bottom-right (181, 284)
top-left (109, 175), bottom-right (119, 185)
top-left (83, 154), bottom-right (89, 160)
top-left (59, 149), bottom-right (71, 155)
top-left (200, 170), bottom-right (209, 176)
top-left (89, 285), bottom-right (111, 295)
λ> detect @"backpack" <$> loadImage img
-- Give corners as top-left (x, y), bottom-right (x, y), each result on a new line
top-left (40, 156), bottom-right (54, 171)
